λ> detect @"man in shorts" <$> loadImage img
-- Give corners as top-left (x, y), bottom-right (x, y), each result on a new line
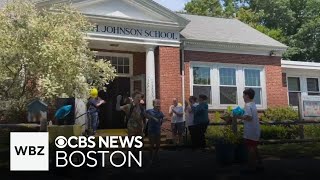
top-left (169, 98), bottom-right (184, 146)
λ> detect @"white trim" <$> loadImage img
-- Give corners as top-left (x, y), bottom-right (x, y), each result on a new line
top-left (85, 34), bottom-right (180, 47)
top-left (184, 39), bottom-right (287, 57)
top-left (282, 60), bottom-right (320, 70)
top-left (189, 61), bottom-right (267, 110)
top-left (95, 51), bottom-right (133, 77)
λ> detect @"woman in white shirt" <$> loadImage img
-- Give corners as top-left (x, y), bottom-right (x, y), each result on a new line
top-left (185, 96), bottom-right (198, 149)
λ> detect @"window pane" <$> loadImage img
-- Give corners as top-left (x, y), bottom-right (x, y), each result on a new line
top-left (193, 86), bottom-right (212, 104)
top-left (245, 87), bottom-right (262, 105)
top-left (193, 67), bottom-right (210, 85)
top-left (118, 57), bottom-right (124, 65)
top-left (288, 77), bottom-right (300, 91)
top-left (245, 69), bottom-right (261, 86)
top-left (123, 66), bottom-right (129, 74)
top-left (220, 87), bottom-right (237, 104)
top-left (111, 57), bottom-right (117, 65)
top-left (289, 92), bottom-right (300, 106)
top-left (117, 66), bottom-right (124, 73)
top-left (124, 58), bottom-right (129, 65)
top-left (219, 68), bottom-right (236, 85)
top-left (307, 78), bottom-right (319, 92)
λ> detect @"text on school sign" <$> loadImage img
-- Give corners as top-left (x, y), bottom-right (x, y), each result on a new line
top-left (92, 24), bottom-right (179, 41)
top-left (302, 96), bottom-right (320, 117)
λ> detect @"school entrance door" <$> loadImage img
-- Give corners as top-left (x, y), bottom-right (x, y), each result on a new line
top-left (98, 75), bottom-right (145, 129)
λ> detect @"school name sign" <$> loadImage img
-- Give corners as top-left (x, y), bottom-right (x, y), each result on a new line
top-left (91, 24), bottom-right (180, 41)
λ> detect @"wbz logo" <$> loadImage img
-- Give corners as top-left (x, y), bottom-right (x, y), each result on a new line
top-left (10, 132), bottom-right (49, 171)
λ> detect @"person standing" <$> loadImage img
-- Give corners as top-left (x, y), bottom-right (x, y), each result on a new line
top-left (192, 94), bottom-right (209, 149)
top-left (116, 91), bottom-right (146, 137)
top-left (145, 99), bottom-right (166, 165)
top-left (87, 88), bottom-right (106, 135)
top-left (237, 88), bottom-right (263, 173)
top-left (185, 96), bottom-right (198, 149)
top-left (169, 98), bottom-right (184, 146)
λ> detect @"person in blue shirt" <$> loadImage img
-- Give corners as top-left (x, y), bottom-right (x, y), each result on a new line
top-left (88, 88), bottom-right (105, 135)
top-left (192, 94), bottom-right (209, 149)
top-left (146, 99), bottom-right (166, 165)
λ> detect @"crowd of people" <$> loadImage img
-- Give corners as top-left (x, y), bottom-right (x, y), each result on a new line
top-left (88, 88), bottom-right (262, 172)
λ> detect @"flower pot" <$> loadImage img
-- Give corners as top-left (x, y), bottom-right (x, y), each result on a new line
top-left (215, 143), bottom-right (235, 166)
top-left (48, 125), bottom-right (82, 143)
top-left (234, 143), bottom-right (248, 164)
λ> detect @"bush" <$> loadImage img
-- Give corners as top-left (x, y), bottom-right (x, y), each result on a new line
top-left (260, 125), bottom-right (300, 139)
top-left (304, 125), bottom-right (320, 138)
top-left (261, 107), bottom-right (299, 122)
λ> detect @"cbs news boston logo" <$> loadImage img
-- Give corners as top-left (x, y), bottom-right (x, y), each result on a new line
top-left (10, 132), bottom-right (143, 171)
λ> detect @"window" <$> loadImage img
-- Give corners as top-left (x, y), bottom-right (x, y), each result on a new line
top-left (190, 64), bottom-right (265, 109)
top-left (307, 78), bottom-right (320, 96)
top-left (193, 67), bottom-right (212, 104)
top-left (245, 69), bottom-right (262, 105)
top-left (96, 53), bottom-right (132, 76)
top-left (219, 68), bottom-right (237, 104)
top-left (287, 77), bottom-right (301, 106)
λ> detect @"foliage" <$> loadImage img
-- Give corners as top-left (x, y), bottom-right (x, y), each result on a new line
top-left (304, 125), bottom-right (320, 139)
top-left (261, 107), bottom-right (299, 122)
top-left (260, 125), bottom-right (300, 140)
top-left (206, 126), bottom-right (242, 145)
top-left (183, 0), bottom-right (320, 61)
top-left (0, 1), bottom-right (116, 117)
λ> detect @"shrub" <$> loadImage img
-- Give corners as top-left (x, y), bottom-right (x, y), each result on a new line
top-left (261, 107), bottom-right (299, 122)
top-left (304, 125), bottom-right (320, 139)
top-left (260, 125), bottom-right (300, 140)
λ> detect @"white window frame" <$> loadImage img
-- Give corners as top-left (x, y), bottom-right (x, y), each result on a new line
top-left (95, 52), bottom-right (133, 77)
top-left (243, 68), bottom-right (264, 106)
top-left (287, 76), bottom-right (302, 107)
top-left (306, 77), bottom-right (320, 96)
top-left (190, 62), bottom-right (267, 110)
top-left (286, 75), bottom-right (320, 100)
top-left (190, 65), bottom-right (213, 106)
top-left (218, 66), bottom-right (238, 106)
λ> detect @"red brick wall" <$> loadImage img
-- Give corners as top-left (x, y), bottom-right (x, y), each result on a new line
top-left (157, 47), bottom-right (182, 116)
top-left (184, 50), bottom-right (288, 108)
top-left (265, 66), bottom-right (288, 107)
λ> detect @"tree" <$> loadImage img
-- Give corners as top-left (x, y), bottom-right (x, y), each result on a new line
top-left (184, 0), bottom-right (224, 17)
top-left (0, 1), bottom-right (116, 117)
top-left (184, 0), bottom-right (320, 61)
top-left (284, 17), bottom-right (320, 62)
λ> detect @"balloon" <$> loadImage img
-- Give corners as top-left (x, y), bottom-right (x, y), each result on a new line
top-left (90, 88), bottom-right (98, 98)
top-left (232, 106), bottom-right (245, 117)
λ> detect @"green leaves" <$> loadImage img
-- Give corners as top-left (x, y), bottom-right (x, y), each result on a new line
top-left (0, 1), bottom-right (116, 109)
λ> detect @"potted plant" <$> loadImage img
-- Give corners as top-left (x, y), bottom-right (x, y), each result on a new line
top-left (214, 127), bottom-right (240, 166)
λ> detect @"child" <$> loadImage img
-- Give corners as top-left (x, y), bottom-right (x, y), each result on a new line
top-left (238, 88), bottom-right (263, 173)
top-left (88, 88), bottom-right (105, 135)
top-left (145, 99), bottom-right (166, 165)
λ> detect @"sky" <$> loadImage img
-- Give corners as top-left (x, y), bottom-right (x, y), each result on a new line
top-left (153, 0), bottom-right (191, 12)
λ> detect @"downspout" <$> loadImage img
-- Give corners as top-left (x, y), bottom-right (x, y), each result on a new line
top-left (181, 40), bottom-right (185, 121)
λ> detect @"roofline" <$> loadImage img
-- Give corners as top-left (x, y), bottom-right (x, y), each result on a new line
top-left (35, 0), bottom-right (190, 30)
top-left (183, 39), bottom-right (287, 57)
top-left (281, 60), bottom-right (320, 70)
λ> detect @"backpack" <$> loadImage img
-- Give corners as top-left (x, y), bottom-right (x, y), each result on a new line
top-left (126, 104), bottom-right (146, 127)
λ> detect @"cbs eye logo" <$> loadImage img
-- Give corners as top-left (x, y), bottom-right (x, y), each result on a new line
top-left (55, 136), bottom-right (68, 149)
